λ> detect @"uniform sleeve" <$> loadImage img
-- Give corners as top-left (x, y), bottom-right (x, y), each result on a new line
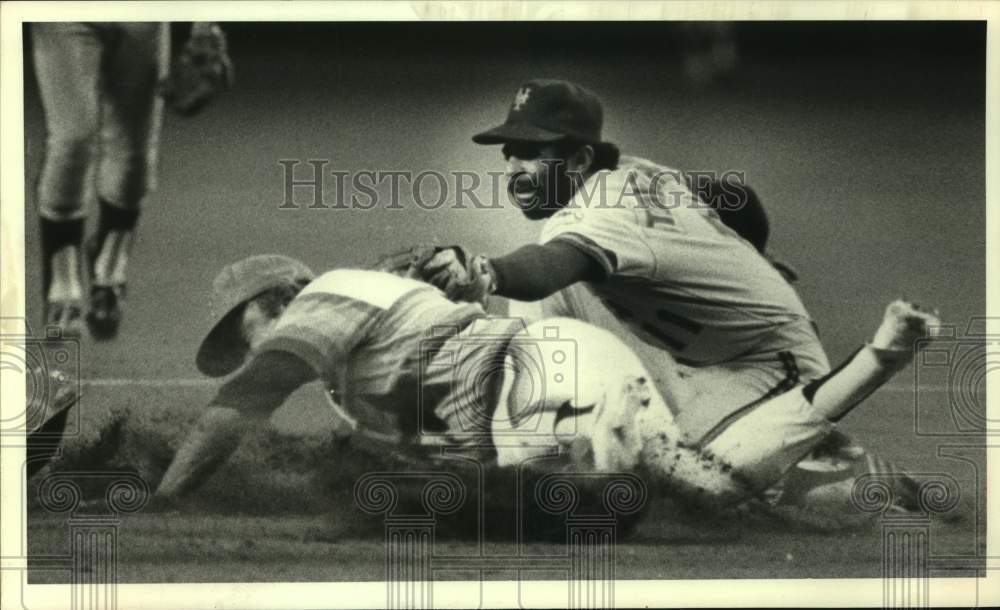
top-left (539, 171), bottom-right (657, 278)
top-left (491, 241), bottom-right (604, 301)
top-left (213, 350), bottom-right (318, 417)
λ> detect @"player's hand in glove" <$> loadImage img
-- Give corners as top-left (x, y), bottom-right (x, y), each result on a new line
top-left (159, 22), bottom-right (234, 117)
top-left (422, 246), bottom-right (469, 288)
top-left (422, 248), bottom-right (497, 304)
top-left (371, 243), bottom-right (440, 279)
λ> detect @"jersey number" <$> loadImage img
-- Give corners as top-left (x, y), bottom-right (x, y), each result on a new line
top-left (647, 206), bottom-right (741, 242)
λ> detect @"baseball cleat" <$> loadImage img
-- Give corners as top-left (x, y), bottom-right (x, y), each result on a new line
top-left (871, 300), bottom-right (941, 356)
top-left (86, 285), bottom-right (123, 340)
top-left (44, 301), bottom-right (83, 338)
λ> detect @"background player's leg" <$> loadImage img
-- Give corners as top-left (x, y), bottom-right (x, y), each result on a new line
top-left (32, 23), bottom-right (104, 334)
top-left (89, 22), bottom-right (170, 339)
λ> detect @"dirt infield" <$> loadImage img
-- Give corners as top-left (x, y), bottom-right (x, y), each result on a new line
top-left (24, 382), bottom-right (986, 583)
top-left (26, 508), bottom-right (982, 583)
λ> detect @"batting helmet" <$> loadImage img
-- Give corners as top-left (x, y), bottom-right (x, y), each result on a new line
top-left (195, 254), bottom-right (315, 377)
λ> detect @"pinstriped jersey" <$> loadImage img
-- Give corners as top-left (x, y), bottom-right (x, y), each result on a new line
top-left (540, 156), bottom-right (816, 367)
top-left (257, 269), bottom-right (485, 435)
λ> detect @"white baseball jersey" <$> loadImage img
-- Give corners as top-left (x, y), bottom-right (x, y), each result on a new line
top-left (540, 156), bottom-right (818, 368)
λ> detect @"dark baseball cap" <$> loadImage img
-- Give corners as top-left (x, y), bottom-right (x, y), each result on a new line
top-left (195, 254), bottom-right (315, 377)
top-left (472, 79), bottom-right (604, 145)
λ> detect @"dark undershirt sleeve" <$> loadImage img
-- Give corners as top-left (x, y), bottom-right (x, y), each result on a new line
top-left (490, 239), bottom-right (607, 302)
top-left (212, 349), bottom-right (320, 418)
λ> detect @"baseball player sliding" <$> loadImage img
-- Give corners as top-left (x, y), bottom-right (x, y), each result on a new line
top-left (144, 253), bottom-right (937, 524)
top-left (152, 256), bottom-right (728, 503)
top-left (32, 21), bottom-right (232, 339)
top-left (418, 78), bottom-right (941, 514)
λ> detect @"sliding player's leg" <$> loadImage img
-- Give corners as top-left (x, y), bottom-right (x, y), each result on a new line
top-left (492, 316), bottom-right (673, 472)
top-left (491, 317), bottom-right (745, 501)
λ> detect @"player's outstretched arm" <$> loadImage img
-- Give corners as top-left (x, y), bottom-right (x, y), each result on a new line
top-left (422, 241), bottom-right (604, 303)
top-left (490, 241), bottom-right (605, 300)
top-left (153, 405), bottom-right (248, 502)
top-left (152, 350), bottom-right (317, 504)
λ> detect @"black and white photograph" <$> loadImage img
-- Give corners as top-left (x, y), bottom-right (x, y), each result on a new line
top-left (1, 1), bottom-right (996, 608)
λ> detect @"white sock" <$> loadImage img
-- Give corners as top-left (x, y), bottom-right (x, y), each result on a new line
top-left (47, 245), bottom-right (83, 302)
top-left (809, 346), bottom-right (903, 421)
top-left (93, 229), bottom-right (134, 287)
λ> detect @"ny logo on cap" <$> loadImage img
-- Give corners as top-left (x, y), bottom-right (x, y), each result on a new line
top-left (512, 87), bottom-right (531, 111)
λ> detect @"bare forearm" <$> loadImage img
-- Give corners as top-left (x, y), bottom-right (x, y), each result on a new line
top-left (154, 406), bottom-right (250, 500)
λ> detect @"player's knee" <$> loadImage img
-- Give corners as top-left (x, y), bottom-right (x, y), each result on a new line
top-left (37, 139), bottom-right (93, 220)
top-left (47, 123), bottom-right (98, 157)
top-left (98, 152), bottom-right (154, 208)
top-left (44, 131), bottom-right (96, 177)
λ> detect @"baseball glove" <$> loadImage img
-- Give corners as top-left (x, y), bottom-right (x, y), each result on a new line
top-left (371, 243), bottom-right (442, 279)
top-left (159, 23), bottom-right (234, 117)
top-left (422, 248), bottom-right (496, 305)
top-left (371, 244), bottom-right (495, 305)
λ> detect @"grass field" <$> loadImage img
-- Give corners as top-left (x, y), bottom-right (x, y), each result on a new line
top-left (19, 22), bottom-right (987, 585)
